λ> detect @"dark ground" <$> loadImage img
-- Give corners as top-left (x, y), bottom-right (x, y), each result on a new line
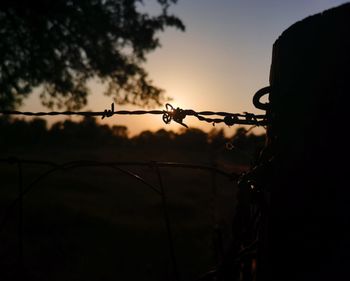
top-left (0, 119), bottom-right (264, 281)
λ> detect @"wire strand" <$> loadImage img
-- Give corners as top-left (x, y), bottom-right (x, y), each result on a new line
top-left (0, 103), bottom-right (267, 127)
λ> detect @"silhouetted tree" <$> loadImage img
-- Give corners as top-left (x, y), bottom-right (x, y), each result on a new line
top-left (175, 128), bottom-right (208, 149)
top-left (111, 125), bottom-right (128, 139)
top-left (0, 0), bottom-right (184, 110)
top-left (208, 128), bottom-right (227, 149)
top-left (152, 128), bottom-right (176, 147)
top-left (28, 118), bottom-right (48, 143)
top-left (134, 130), bottom-right (155, 145)
top-left (0, 117), bottom-right (48, 146)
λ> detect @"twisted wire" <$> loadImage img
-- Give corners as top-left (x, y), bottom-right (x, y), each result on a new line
top-left (0, 103), bottom-right (267, 127)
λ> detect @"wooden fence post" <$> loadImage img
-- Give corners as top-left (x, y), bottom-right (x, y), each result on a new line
top-left (260, 3), bottom-right (350, 281)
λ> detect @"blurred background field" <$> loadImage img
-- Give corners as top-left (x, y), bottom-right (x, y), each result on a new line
top-left (0, 117), bottom-right (265, 281)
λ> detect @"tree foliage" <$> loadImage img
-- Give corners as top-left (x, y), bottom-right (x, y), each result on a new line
top-left (0, 0), bottom-right (184, 110)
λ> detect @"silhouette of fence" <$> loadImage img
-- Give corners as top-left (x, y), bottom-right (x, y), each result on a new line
top-left (0, 101), bottom-right (267, 280)
top-left (0, 157), bottom-right (242, 281)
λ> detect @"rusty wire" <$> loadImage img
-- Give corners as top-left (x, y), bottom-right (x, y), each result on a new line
top-left (0, 102), bottom-right (267, 128)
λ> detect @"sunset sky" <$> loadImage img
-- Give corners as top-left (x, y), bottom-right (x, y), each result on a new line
top-left (21, 0), bottom-right (349, 136)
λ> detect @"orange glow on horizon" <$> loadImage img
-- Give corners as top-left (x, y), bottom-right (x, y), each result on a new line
top-left (18, 1), bottom-right (341, 138)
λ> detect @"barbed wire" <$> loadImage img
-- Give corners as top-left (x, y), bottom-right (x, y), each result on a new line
top-left (0, 102), bottom-right (267, 128)
top-left (0, 87), bottom-right (271, 280)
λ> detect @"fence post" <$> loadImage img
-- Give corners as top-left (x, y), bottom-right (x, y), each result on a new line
top-left (258, 4), bottom-right (350, 281)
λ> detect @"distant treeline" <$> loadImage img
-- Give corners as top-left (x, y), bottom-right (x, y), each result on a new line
top-left (0, 116), bottom-right (265, 152)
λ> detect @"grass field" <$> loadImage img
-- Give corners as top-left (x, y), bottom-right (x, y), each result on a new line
top-left (0, 144), bottom-right (247, 281)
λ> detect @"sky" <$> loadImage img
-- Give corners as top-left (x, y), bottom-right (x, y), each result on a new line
top-left (22, 0), bottom-right (349, 136)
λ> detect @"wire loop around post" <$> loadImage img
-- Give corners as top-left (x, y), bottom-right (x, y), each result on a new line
top-left (253, 86), bottom-right (271, 111)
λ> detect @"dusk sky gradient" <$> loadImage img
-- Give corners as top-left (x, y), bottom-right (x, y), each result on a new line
top-left (22, 0), bottom-right (349, 136)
